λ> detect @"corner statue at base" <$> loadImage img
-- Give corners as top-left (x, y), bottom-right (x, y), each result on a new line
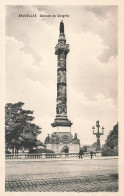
top-left (44, 21), bottom-right (80, 153)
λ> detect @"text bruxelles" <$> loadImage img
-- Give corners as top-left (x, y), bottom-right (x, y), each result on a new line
top-left (19, 14), bottom-right (69, 18)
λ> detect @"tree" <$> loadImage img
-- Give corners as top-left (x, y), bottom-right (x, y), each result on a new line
top-left (102, 122), bottom-right (118, 156)
top-left (5, 102), bottom-right (41, 153)
top-left (105, 123), bottom-right (118, 149)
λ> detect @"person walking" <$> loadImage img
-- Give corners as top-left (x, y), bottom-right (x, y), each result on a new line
top-left (79, 147), bottom-right (84, 159)
top-left (90, 150), bottom-right (93, 159)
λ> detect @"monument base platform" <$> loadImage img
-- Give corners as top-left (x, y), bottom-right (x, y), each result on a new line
top-left (44, 131), bottom-right (80, 153)
top-left (46, 143), bottom-right (80, 153)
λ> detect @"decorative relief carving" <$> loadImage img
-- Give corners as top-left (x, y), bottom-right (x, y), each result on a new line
top-left (60, 135), bottom-right (71, 144)
top-left (57, 97), bottom-right (66, 104)
top-left (44, 133), bottom-right (60, 144)
top-left (56, 104), bottom-right (67, 115)
top-left (58, 70), bottom-right (66, 83)
top-left (58, 53), bottom-right (66, 68)
top-left (44, 132), bottom-right (80, 145)
top-left (58, 60), bottom-right (66, 68)
top-left (54, 23), bottom-right (70, 120)
top-left (51, 132), bottom-right (60, 144)
top-left (57, 85), bottom-right (66, 98)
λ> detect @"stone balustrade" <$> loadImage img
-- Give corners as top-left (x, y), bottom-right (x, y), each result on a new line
top-left (5, 152), bottom-right (101, 159)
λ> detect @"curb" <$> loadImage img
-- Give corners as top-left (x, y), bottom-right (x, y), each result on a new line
top-left (5, 156), bottom-right (118, 162)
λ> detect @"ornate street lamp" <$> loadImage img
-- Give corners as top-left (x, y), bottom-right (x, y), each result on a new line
top-left (92, 121), bottom-right (104, 151)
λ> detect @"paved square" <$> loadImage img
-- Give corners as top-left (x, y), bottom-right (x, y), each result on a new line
top-left (5, 157), bottom-right (118, 192)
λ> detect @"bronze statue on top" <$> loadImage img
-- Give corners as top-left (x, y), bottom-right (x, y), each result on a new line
top-left (60, 20), bottom-right (64, 34)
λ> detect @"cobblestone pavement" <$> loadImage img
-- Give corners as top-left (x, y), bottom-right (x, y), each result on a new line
top-left (5, 158), bottom-right (118, 192)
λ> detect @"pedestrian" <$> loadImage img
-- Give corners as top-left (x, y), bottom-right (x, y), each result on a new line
top-left (90, 150), bottom-right (93, 159)
top-left (79, 147), bottom-right (84, 159)
top-left (65, 147), bottom-right (69, 157)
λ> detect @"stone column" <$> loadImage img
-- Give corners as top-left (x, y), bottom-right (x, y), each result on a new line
top-left (51, 21), bottom-right (72, 128)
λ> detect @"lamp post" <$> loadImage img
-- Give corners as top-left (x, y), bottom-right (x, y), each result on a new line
top-left (92, 121), bottom-right (104, 151)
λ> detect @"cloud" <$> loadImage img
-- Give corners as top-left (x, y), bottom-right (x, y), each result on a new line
top-left (83, 6), bottom-right (118, 62)
top-left (6, 36), bottom-right (56, 114)
top-left (68, 31), bottom-right (118, 104)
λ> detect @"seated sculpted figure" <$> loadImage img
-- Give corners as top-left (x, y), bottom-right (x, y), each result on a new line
top-left (72, 133), bottom-right (80, 144)
top-left (74, 133), bottom-right (77, 140)
top-left (45, 134), bottom-right (51, 144)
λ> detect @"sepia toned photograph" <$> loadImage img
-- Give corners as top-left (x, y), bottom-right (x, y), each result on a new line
top-left (5, 5), bottom-right (118, 192)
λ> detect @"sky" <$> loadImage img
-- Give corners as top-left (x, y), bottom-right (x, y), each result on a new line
top-left (5, 5), bottom-right (118, 145)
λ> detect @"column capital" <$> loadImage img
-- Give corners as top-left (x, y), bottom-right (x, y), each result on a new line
top-left (55, 43), bottom-right (69, 55)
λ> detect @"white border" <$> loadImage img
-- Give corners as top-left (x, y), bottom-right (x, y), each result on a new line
top-left (0, 0), bottom-right (124, 196)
